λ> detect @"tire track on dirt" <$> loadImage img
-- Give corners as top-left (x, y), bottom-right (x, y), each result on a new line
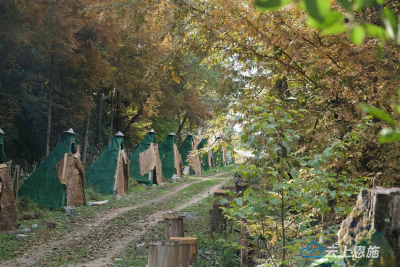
top-left (77, 177), bottom-right (230, 267)
top-left (1, 172), bottom-right (231, 267)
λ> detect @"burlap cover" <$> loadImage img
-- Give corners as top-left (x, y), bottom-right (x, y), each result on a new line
top-left (0, 163), bottom-right (17, 231)
top-left (56, 150), bottom-right (85, 207)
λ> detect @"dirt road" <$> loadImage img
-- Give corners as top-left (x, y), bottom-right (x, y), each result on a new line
top-left (1, 172), bottom-right (231, 267)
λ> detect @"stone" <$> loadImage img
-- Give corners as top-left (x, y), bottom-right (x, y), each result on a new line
top-left (23, 213), bottom-right (36, 220)
top-left (115, 195), bottom-right (122, 200)
top-left (63, 206), bottom-right (76, 215)
top-left (31, 224), bottom-right (38, 228)
top-left (16, 234), bottom-right (27, 240)
top-left (22, 228), bottom-right (31, 232)
top-left (137, 243), bottom-right (146, 255)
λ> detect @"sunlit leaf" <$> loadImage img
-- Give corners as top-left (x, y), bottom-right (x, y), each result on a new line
top-left (350, 26), bottom-right (366, 45)
top-left (255, 0), bottom-right (291, 11)
top-left (359, 104), bottom-right (394, 124)
top-left (378, 128), bottom-right (400, 143)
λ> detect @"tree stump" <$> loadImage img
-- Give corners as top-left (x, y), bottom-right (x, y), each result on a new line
top-left (213, 189), bottom-right (234, 208)
top-left (338, 187), bottom-right (400, 267)
top-left (163, 214), bottom-right (184, 239)
top-left (235, 178), bottom-right (248, 194)
top-left (210, 208), bottom-right (226, 232)
top-left (148, 240), bottom-right (179, 267)
top-left (169, 237), bottom-right (198, 267)
top-left (222, 185), bottom-right (236, 191)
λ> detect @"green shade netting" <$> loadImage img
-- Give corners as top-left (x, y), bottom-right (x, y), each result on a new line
top-left (86, 136), bottom-right (124, 195)
top-left (179, 135), bottom-right (194, 167)
top-left (0, 134), bottom-right (7, 164)
top-left (197, 138), bottom-right (210, 172)
top-left (213, 149), bottom-right (225, 168)
top-left (159, 134), bottom-right (177, 179)
top-left (226, 146), bottom-right (234, 165)
top-left (129, 132), bottom-right (156, 185)
top-left (18, 133), bottom-right (77, 208)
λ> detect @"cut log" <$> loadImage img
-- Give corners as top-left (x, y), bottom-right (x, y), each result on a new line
top-left (338, 187), bottom-right (400, 267)
top-left (222, 186), bottom-right (236, 191)
top-left (210, 208), bottom-right (226, 232)
top-left (163, 214), bottom-right (184, 239)
top-left (213, 189), bottom-right (232, 208)
top-left (169, 237), bottom-right (198, 267)
top-left (148, 240), bottom-right (179, 267)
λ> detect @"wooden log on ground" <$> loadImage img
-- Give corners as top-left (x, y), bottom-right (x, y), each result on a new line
top-left (169, 237), bottom-right (198, 267)
top-left (148, 240), bottom-right (179, 267)
top-left (338, 187), bottom-right (400, 267)
top-left (163, 214), bottom-right (184, 239)
top-left (210, 208), bottom-right (226, 232)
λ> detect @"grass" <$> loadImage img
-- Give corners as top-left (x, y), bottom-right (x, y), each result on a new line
top-left (116, 173), bottom-right (240, 267)
top-left (0, 165), bottom-right (237, 264)
top-left (39, 176), bottom-right (232, 265)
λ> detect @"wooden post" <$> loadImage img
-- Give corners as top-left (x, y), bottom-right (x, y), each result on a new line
top-left (148, 240), bottom-right (179, 267)
top-left (210, 208), bottom-right (226, 232)
top-left (163, 214), bottom-right (184, 239)
top-left (240, 218), bottom-right (249, 267)
top-left (13, 165), bottom-right (19, 200)
top-left (169, 237), bottom-right (198, 267)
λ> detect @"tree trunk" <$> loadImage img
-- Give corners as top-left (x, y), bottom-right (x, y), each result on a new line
top-left (240, 219), bottom-right (249, 267)
top-left (96, 91), bottom-right (103, 149)
top-left (176, 113), bottom-right (188, 144)
top-left (81, 110), bottom-right (90, 164)
top-left (108, 89), bottom-right (114, 144)
top-left (45, 47), bottom-right (55, 157)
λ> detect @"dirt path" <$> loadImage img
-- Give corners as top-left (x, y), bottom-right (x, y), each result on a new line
top-left (77, 178), bottom-right (230, 267)
top-left (1, 172), bottom-right (230, 267)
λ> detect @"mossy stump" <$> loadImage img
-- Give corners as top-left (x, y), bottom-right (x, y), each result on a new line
top-left (338, 187), bottom-right (400, 267)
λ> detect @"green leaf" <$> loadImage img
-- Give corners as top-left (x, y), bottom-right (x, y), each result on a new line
top-left (378, 128), bottom-right (400, 143)
top-left (234, 198), bottom-right (243, 206)
top-left (219, 198), bottom-right (229, 205)
top-left (359, 104), bottom-right (394, 124)
top-left (290, 169), bottom-right (300, 178)
top-left (243, 188), bottom-right (252, 198)
top-left (304, 0), bottom-right (331, 21)
top-left (382, 8), bottom-right (398, 39)
top-left (365, 24), bottom-right (387, 40)
top-left (321, 23), bottom-right (346, 35)
top-left (350, 26), bottom-right (366, 45)
top-left (255, 0), bottom-right (291, 11)
top-left (321, 11), bottom-right (343, 28)
top-left (337, 0), bottom-right (351, 11)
